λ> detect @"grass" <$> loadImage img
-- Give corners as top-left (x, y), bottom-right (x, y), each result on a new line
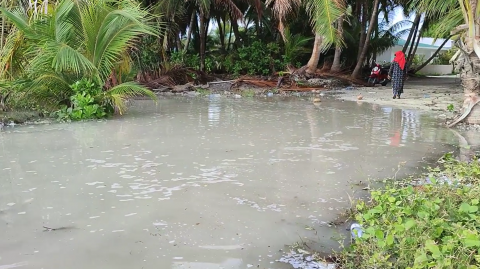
top-left (241, 89), bottom-right (256, 97)
top-left (195, 88), bottom-right (211, 96)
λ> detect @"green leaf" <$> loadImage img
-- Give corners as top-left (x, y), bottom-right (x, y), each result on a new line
top-left (460, 203), bottom-right (471, 213)
top-left (425, 240), bottom-right (442, 259)
top-left (472, 199), bottom-right (479, 205)
top-left (405, 219), bottom-right (416, 230)
top-left (464, 239), bottom-right (480, 248)
top-left (375, 230), bottom-right (384, 239)
top-left (386, 233), bottom-right (394, 246)
top-left (414, 252), bottom-right (429, 265)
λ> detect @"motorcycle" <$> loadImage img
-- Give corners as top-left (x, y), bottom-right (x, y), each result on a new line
top-left (367, 63), bottom-right (390, 86)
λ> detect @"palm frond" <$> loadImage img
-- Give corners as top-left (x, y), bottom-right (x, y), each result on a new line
top-left (266, 0), bottom-right (301, 21)
top-left (103, 82), bottom-right (157, 115)
top-left (87, 4), bottom-right (159, 82)
top-left (306, 0), bottom-right (346, 51)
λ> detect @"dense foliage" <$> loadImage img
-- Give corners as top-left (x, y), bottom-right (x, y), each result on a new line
top-left (340, 155), bottom-right (480, 268)
top-left (0, 0), bottom-right (158, 118)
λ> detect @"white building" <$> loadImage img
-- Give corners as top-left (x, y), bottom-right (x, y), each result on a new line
top-left (376, 37), bottom-right (453, 63)
top-left (376, 37), bottom-right (454, 75)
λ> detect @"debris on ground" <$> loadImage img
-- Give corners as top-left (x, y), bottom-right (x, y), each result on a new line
top-left (278, 250), bottom-right (336, 269)
top-left (139, 68), bottom-right (365, 95)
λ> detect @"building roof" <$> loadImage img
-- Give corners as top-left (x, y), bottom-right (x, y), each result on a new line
top-left (395, 38), bottom-right (450, 50)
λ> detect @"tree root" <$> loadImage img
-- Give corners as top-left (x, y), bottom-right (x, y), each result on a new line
top-left (447, 97), bottom-right (480, 128)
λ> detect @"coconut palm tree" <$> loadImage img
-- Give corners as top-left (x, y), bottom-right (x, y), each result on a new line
top-left (268, 0), bottom-right (346, 75)
top-left (351, 0), bottom-right (380, 78)
top-left (0, 0), bottom-right (159, 113)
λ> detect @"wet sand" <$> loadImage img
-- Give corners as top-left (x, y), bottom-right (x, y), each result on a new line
top-left (331, 76), bottom-right (464, 117)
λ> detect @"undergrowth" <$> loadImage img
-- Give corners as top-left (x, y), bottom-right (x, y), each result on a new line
top-left (338, 154), bottom-right (480, 268)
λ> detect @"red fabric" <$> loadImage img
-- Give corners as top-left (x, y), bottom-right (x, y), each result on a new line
top-left (393, 51), bottom-right (406, 70)
top-left (390, 131), bottom-right (401, 147)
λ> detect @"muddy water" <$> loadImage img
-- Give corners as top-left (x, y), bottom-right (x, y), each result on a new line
top-left (0, 97), bottom-right (457, 269)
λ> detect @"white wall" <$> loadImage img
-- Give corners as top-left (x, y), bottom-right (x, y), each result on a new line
top-left (417, 65), bottom-right (453, 75)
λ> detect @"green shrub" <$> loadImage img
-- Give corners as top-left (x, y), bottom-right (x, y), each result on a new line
top-left (433, 48), bottom-right (458, 65)
top-left (340, 156), bottom-right (480, 268)
top-left (54, 79), bottom-right (108, 121)
top-left (225, 41), bottom-right (286, 75)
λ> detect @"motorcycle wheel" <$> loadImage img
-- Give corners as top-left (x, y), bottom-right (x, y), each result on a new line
top-left (368, 78), bottom-right (376, 86)
top-left (381, 80), bottom-right (388, 86)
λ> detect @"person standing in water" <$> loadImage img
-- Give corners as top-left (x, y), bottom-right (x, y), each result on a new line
top-left (387, 51), bottom-right (406, 99)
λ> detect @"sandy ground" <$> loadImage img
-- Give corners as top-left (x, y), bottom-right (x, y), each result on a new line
top-left (331, 76), bottom-right (464, 115)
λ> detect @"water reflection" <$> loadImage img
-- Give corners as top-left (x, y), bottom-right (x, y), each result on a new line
top-left (208, 97), bottom-right (221, 126)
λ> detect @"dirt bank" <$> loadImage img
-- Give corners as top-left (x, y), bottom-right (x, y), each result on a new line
top-left (331, 76), bottom-right (464, 116)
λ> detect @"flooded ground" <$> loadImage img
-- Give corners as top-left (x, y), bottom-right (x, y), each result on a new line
top-left (0, 97), bottom-right (459, 269)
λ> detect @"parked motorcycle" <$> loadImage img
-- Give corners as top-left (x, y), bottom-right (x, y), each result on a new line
top-left (367, 63), bottom-right (390, 86)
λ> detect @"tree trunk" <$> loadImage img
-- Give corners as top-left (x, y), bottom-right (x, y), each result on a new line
top-left (227, 23), bottom-right (233, 51)
top-left (216, 17), bottom-right (225, 52)
top-left (199, 9), bottom-right (206, 72)
top-left (183, 12), bottom-right (196, 54)
top-left (231, 16), bottom-right (242, 48)
top-left (403, 13), bottom-right (421, 53)
top-left (413, 37), bottom-right (451, 73)
top-left (306, 33), bottom-right (323, 74)
top-left (407, 29), bottom-right (421, 67)
top-left (357, 1), bottom-right (368, 62)
top-left (448, 51), bottom-right (480, 126)
top-left (331, 15), bottom-right (345, 72)
top-left (406, 25), bottom-right (419, 64)
top-left (176, 33), bottom-right (182, 52)
top-left (351, 0), bottom-right (380, 79)
top-left (0, 15), bottom-right (4, 49)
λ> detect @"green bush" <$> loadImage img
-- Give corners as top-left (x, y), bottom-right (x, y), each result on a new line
top-left (170, 52), bottom-right (200, 69)
top-left (54, 79), bottom-right (108, 121)
top-left (340, 157), bottom-right (480, 268)
top-left (433, 48), bottom-right (458, 65)
top-left (224, 41), bottom-right (286, 76)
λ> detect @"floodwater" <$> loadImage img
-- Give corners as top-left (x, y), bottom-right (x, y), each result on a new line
top-left (0, 96), bottom-right (458, 269)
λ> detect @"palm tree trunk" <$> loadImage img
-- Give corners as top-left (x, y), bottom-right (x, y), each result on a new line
top-left (448, 43), bottom-right (480, 127)
top-left (352, 0), bottom-right (380, 79)
top-left (227, 23), bottom-right (233, 51)
top-left (0, 15), bottom-right (4, 49)
top-left (216, 17), bottom-right (225, 53)
top-left (406, 25), bottom-right (419, 63)
top-left (413, 37), bottom-right (451, 73)
top-left (183, 12), bottom-right (196, 54)
top-left (231, 16), bottom-right (242, 48)
top-left (306, 33), bottom-right (323, 74)
top-left (331, 15), bottom-right (345, 72)
top-left (407, 29), bottom-right (422, 67)
top-left (357, 1), bottom-right (367, 62)
top-left (199, 9), bottom-right (206, 72)
top-left (403, 13), bottom-right (421, 53)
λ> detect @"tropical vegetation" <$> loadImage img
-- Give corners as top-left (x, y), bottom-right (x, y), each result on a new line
top-left (338, 153), bottom-right (480, 268)
top-left (0, 0), bottom-right (477, 125)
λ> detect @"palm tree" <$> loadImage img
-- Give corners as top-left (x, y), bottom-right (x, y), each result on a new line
top-left (351, 0), bottom-right (380, 78)
top-left (268, 0), bottom-right (346, 75)
top-left (0, 0), bottom-right (159, 113)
